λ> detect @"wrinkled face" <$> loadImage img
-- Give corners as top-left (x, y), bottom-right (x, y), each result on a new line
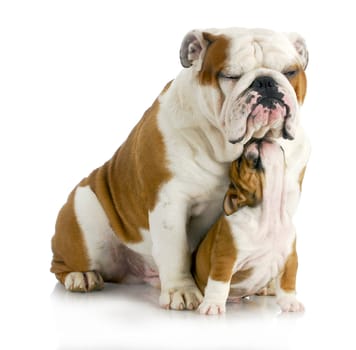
top-left (180, 28), bottom-right (308, 144)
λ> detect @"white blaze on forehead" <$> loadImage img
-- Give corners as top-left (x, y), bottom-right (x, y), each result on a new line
top-left (222, 28), bottom-right (300, 74)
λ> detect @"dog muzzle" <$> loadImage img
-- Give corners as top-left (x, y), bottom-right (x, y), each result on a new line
top-left (222, 75), bottom-right (297, 144)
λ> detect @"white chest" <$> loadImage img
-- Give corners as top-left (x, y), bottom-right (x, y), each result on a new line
top-left (228, 205), bottom-right (295, 295)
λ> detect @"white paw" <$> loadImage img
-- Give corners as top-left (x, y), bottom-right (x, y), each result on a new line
top-left (198, 300), bottom-right (226, 315)
top-left (159, 284), bottom-right (203, 310)
top-left (277, 294), bottom-right (304, 312)
top-left (64, 271), bottom-right (104, 292)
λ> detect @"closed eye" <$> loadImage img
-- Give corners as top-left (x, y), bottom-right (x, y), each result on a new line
top-left (283, 69), bottom-right (299, 79)
top-left (218, 72), bottom-right (241, 80)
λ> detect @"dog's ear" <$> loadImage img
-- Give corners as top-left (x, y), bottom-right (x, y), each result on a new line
top-left (180, 30), bottom-right (209, 70)
top-left (287, 33), bottom-right (309, 70)
top-left (223, 185), bottom-right (247, 216)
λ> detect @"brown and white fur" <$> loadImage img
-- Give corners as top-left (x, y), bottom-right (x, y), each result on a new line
top-left (50, 27), bottom-right (310, 310)
top-left (195, 140), bottom-right (305, 315)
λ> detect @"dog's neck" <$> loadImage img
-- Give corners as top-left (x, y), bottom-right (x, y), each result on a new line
top-left (258, 143), bottom-right (291, 238)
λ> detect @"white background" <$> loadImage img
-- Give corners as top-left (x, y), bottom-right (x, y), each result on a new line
top-left (1, 0), bottom-right (355, 349)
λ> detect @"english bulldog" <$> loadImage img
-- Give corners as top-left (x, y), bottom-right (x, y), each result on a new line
top-left (50, 27), bottom-right (310, 310)
top-left (194, 139), bottom-right (305, 315)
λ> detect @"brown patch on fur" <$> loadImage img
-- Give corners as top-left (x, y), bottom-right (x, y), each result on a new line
top-left (51, 85), bottom-right (172, 282)
top-left (223, 155), bottom-right (264, 215)
top-left (193, 217), bottom-right (237, 293)
top-left (298, 166), bottom-right (306, 191)
top-left (280, 240), bottom-right (298, 292)
top-left (288, 67), bottom-right (307, 104)
top-left (161, 80), bottom-right (173, 94)
top-left (231, 268), bottom-right (253, 284)
top-left (82, 92), bottom-right (172, 243)
top-left (50, 190), bottom-right (90, 281)
top-left (198, 33), bottom-right (229, 87)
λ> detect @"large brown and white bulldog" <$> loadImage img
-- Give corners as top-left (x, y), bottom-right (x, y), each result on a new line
top-left (194, 139), bottom-right (305, 315)
top-left (50, 27), bottom-right (310, 310)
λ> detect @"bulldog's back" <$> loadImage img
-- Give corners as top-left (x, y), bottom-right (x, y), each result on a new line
top-left (50, 92), bottom-right (171, 283)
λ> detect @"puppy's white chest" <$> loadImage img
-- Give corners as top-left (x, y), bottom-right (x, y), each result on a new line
top-left (228, 206), bottom-right (295, 296)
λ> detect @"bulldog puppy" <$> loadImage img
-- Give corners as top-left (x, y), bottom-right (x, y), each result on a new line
top-left (195, 140), bottom-right (304, 315)
top-left (51, 28), bottom-right (310, 310)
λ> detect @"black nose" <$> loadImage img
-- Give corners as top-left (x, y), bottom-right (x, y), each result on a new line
top-left (250, 76), bottom-right (277, 91)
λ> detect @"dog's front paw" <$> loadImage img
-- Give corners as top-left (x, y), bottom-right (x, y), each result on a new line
top-left (198, 300), bottom-right (226, 315)
top-left (159, 283), bottom-right (203, 310)
top-left (277, 294), bottom-right (304, 312)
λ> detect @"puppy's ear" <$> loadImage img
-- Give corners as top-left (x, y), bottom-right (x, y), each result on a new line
top-left (223, 185), bottom-right (247, 216)
top-left (287, 32), bottom-right (309, 70)
top-left (180, 30), bottom-right (208, 70)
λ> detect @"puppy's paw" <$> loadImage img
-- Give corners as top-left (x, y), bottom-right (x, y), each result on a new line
top-left (198, 300), bottom-right (226, 315)
top-left (64, 271), bottom-right (104, 292)
top-left (277, 294), bottom-right (304, 312)
top-left (159, 284), bottom-right (203, 310)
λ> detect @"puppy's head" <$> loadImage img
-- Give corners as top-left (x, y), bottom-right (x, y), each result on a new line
top-left (223, 141), bottom-right (264, 216)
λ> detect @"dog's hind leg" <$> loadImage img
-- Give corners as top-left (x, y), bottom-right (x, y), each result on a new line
top-left (51, 184), bottom-right (126, 292)
top-left (57, 271), bottom-right (104, 292)
top-left (50, 185), bottom-right (105, 292)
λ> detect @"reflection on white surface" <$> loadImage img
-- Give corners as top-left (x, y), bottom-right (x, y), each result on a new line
top-left (51, 282), bottom-right (306, 350)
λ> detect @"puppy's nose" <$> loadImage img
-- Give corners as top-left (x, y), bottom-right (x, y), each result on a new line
top-left (250, 76), bottom-right (277, 90)
top-left (245, 142), bottom-right (261, 169)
